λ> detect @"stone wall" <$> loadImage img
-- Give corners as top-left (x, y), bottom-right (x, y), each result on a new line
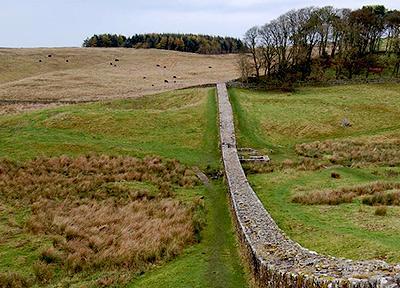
top-left (216, 82), bottom-right (400, 288)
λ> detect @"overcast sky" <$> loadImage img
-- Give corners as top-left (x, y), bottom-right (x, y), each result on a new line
top-left (1, 0), bottom-right (400, 48)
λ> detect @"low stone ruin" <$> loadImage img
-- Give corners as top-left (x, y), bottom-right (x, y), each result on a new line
top-left (238, 148), bottom-right (270, 163)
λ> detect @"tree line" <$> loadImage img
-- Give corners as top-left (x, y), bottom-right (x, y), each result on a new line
top-left (83, 33), bottom-right (245, 54)
top-left (241, 5), bottom-right (400, 86)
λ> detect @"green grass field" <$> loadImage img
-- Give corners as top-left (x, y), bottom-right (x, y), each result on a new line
top-left (130, 181), bottom-right (248, 288)
top-left (0, 88), bottom-right (219, 169)
top-left (230, 83), bottom-right (400, 263)
top-left (0, 88), bottom-right (248, 287)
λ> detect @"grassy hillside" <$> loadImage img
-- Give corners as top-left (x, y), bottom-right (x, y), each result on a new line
top-left (230, 83), bottom-right (400, 263)
top-left (0, 88), bottom-right (248, 287)
top-left (0, 88), bottom-right (219, 169)
top-left (0, 48), bottom-right (238, 103)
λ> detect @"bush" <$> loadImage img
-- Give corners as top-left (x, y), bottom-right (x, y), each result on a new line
top-left (375, 206), bottom-right (387, 216)
top-left (0, 272), bottom-right (30, 288)
top-left (32, 262), bottom-right (53, 285)
top-left (39, 247), bottom-right (61, 264)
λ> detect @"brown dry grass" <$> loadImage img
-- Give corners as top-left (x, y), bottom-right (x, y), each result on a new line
top-left (0, 48), bottom-right (238, 104)
top-left (0, 155), bottom-right (204, 286)
top-left (0, 155), bottom-right (199, 203)
top-left (0, 272), bottom-right (30, 288)
top-left (375, 206), bottom-right (388, 216)
top-left (296, 136), bottom-right (400, 167)
top-left (28, 198), bottom-right (196, 274)
top-left (292, 181), bottom-right (400, 206)
top-left (0, 103), bottom-right (63, 115)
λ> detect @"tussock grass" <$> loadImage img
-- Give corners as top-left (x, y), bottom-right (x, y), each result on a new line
top-left (292, 181), bottom-right (400, 206)
top-left (0, 272), bottom-right (30, 288)
top-left (0, 155), bottom-right (198, 203)
top-left (0, 155), bottom-right (204, 286)
top-left (29, 199), bottom-right (196, 273)
top-left (375, 206), bottom-right (388, 216)
top-left (296, 137), bottom-right (400, 167)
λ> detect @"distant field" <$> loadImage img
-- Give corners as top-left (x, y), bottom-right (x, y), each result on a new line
top-left (0, 88), bottom-right (247, 287)
top-left (0, 48), bottom-right (238, 105)
top-left (230, 83), bottom-right (400, 263)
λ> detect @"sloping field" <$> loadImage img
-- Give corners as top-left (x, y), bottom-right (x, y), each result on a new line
top-left (230, 83), bottom-right (400, 263)
top-left (0, 48), bottom-right (238, 103)
top-left (0, 88), bottom-right (248, 287)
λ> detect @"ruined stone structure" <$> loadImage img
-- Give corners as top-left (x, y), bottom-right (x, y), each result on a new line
top-left (217, 82), bottom-right (400, 288)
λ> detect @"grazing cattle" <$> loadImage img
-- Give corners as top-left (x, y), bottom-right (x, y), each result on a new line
top-left (164, 80), bottom-right (169, 83)
top-left (156, 64), bottom-right (160, 67)
top-left (164, 66), bottom-right (167, 69)
top-left (143, 76), bottom-right (147, 79)
top-left (114, 65), bottom-right (117, 67)
top-left (110, 62), bottom-right (113, 65)
top-left (38, 60), bottom-right (42, 63)
top-left (48, 55), bottom-right (52, 58)
top-left (173, 76), bottom-right (177, 79)
top-left (152, 84), bottom-right (155, 87)
top-left (174, 81), bottom-right (176, 83)
top-left (331, 172), bottom-right (341, 179)
top-left (209, 66), bottom-right (212, 69)
top-left (66, 60), bottom-right (69, 63)
top-left (115, 59), bottom-right (119, 62)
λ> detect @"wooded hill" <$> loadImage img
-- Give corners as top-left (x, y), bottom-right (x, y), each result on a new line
top-left (83, 33), bottom-right (245, 54)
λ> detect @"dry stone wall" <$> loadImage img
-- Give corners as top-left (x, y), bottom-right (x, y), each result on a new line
top-left (216, 82), bottom-right (400, 288)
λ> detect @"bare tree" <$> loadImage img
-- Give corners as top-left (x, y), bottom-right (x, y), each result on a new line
top-left (259, 24), bottom-right (277, 77)
top-left (244, 26), bottom-right (262, 78)
top-left (237, 53), bottom-right (253, 82)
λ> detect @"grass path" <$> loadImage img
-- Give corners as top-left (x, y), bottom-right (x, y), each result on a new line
top-left (129, 181), bottom-right (248, 288)
top-left (130, 89), bottom-right (248, 287)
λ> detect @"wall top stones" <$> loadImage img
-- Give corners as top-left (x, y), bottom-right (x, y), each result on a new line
top-left (216, 82), bottom-right (400, 288)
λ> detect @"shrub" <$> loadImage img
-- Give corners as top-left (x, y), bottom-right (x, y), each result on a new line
top-left (375, 206), bottom-right (387, 216)
top-left (39, 247), bottom-right (61, 264)
top-left (0, 272), bottom-right (30, 288)
top-left (32, 262), bottom-right (53, 285)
